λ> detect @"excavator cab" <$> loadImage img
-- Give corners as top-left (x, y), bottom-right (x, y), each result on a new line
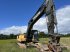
top-left (31, 30), bottom-right (39, 43)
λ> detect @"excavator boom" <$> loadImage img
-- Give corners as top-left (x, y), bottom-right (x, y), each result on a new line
top-left (26, 4), bottom-right (45, 42)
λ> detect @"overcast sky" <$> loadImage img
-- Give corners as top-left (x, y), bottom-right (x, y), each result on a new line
top-left (0, 0), bottom-right (70, 35)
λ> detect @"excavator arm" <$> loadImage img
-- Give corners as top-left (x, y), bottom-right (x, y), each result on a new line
top-left (26, 0), bottom-right (57, 43)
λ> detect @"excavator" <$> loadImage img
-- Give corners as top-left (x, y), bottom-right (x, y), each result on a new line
top-left (17, 0), bottom-right (61, 52)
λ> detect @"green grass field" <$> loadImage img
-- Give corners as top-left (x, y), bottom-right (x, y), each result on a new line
top-left (60, 37), bottom-right (70, 52)
top-left (0, 37), bottom-right (70, 52)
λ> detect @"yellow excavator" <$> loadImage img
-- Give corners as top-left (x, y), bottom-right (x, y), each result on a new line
top-left (17, 0), bottom-right (61, 52)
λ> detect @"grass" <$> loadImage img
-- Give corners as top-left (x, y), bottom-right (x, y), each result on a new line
top-left (60, 37), bottom-right (70, 52)
top-left (0, 37), bottom-right (70, 52)
top-left (60, 37), bottom-right (70, 46)
top-left (0, 39), bottom-right (38, 52)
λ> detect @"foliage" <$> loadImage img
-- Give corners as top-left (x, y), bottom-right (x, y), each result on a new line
top-left (38, 32), bottom-right (49, 38)
top-left (0, 34), bottom-right (17, 39)
top-left (60, 33), bottom-right (70, 37)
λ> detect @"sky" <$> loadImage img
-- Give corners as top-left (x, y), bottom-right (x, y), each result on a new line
top-left (0, 0), bottom-right (70, 35)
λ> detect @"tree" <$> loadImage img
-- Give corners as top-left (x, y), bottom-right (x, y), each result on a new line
top-left (38, 32), bottom-right (47, 38)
